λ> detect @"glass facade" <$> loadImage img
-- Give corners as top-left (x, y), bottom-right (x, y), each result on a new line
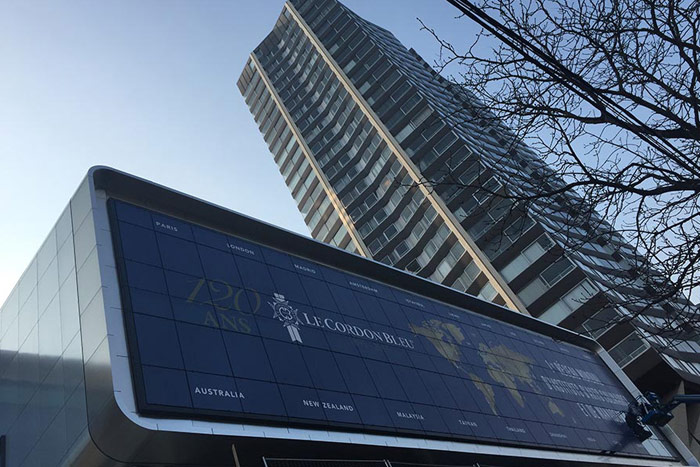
top-left (238, 0), bottom-right (518, 312)
top-left (0, 185), bottom-right (90, 466)
top-left (238, 0), bottom-right (700, 397)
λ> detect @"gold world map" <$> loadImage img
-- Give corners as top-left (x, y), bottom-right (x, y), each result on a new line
top-left (410, 318), bottom-right (564, 417)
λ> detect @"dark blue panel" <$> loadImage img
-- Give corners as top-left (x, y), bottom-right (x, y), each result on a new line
top-left (130, 288), bottom-right (172, 319)
top-left (264, 339), bottom-right (312, 386)
top-left (357, 340), bottom-right (386, 362)
top-left (114, 200), bottom-right (152, 228)
top-left (486, 416), bottom-right (520, 442)
top-left (318, 390), bottom-right (361, 424)
top-left (464, 375), bottom-right (501, 415)
top-left (460, 345), bottom-right (483, 368)
top-left (237, 378), bottom-right (285, 416)
top-left (170, 297), bottom-right (217, 327)
top-left (261, 246), bottom-right (294, 270)
top-left (237, 289), bottom-right (264, 316)
top-left (256, 313), bottom-right (296, 343)
top-left (222, 332), bottom-right (275, 382)
top-left (299, 275), bottom-right (336, 311)
top-left (438, 407), bottom-right (474, 437)
top-left (392, 289), bottom-right (434, 313)
top-left (441, 375), bottom-right (480, 412)
top-left (402, 306), bottom-right (428, 332)
top-left (354, 292), bottom-right (390, 326)
top-left (152, 213), bottom-right (193, 240)
top-left (430, 355), bottom-right (460, 377)
top-left (198, 245), bottom-right (242, 286)
top-left (345, 277), bottom-right (383, 297)
top-left (433, 303), bottom-right (470, 325)
top-left (414, 403), bottom-right (449, 434)
top-left (500, 418), bottom-right (537, 444)
top-left (279, 384), bottom-right (325, 421)
top-left (384, 400), bottom-right (423, 431)
top-left (380, 300), bottom-right (411, 332)
top-left (236, 256), bottom-right (276, 294)
top-left (118, 222), bottom-right (161, 266)
top-left (576, 429), bottom-right (604, 451)
top-left (365, 360), bottom-right (407, 401)
top-left (142, 365), bottom-right (191, 407)
top-left (454, 411), bottom-right (492, 439)
top-left (392, 366), bottom-right (433, 405)
top-left (510, 390), bottom-right (539, 422)
top-left (489, 385), bottom-right (520, 419)
top-left (188, 372), bottom-right (243, 412)
top-left (333, 353), bottom-right (378, 397)
top-left (110, 200), bottom-right (659, 457)
top-left (192, 225), bottom-right (229, 252)
top-left (133, 314), bottom-right (183, 369)
top-left (326, 332), bottom-right (360, 356)
top-left (203, 279), bottom-right (246, 315)
top-left (317, 265), bottom-right (349, 287)
top-left (526, 394), bottom-right (557, 425)
top-left (302, 347), bottom-right (347, 392)
top-left (407, 349), bottom-right (436, 372)
top-left (268, 266), bottom-right (308, 304)
top-left (353, 395), bottom-right (394, 428)
top-left (477, 329), bottom-right (502, 350)
top-left (316, 310), bottom-right (360, 356)
top-left (157, 233), bottom-right (203, 277)
top-left (177, 322), bottom-right (231, 375)
top-left (327, 284), bottom-right (364, 319)
top-left (225, 236), bottom-right (262, 260)
top-left (217, 309), bottom-right (257, 334)
top-left (383, 346), bottom-right (412, 367)
top-left (418, 370), bottom-right (456, 409)
top-left (294, 311), bottom-right (329, 350)
top-left (126, 260), bottom-right (167, 294)
top-left (164, 270), bottom-right (206, 301)
top-left (290, 257), bottom-right (323, 278)
top-left (524, 420), bottom-right (556, 447)
top-left (525, 344), bottom-right (547, 368)
top-left (542, 423), bottom-right (583, 448)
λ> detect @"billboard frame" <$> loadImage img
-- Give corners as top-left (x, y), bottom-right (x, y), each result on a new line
top-left (75, 166), bottom-right (696, 467)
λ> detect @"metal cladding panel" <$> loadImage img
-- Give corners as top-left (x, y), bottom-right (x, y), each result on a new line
top-left (106, 198), bottom-right (671, 461)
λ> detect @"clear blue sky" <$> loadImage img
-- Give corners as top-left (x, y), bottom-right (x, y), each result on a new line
top-left (0, 0), bottom-right (469, 304)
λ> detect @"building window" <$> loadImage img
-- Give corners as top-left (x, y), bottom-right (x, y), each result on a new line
top-left (576, 306), bottom-right (618, 338)
top-left (608, 332), bottom-right (649, 368)
top-left (500, 234), bottom-right (554, 282)
top-left (538, 279), bottom-right (599, 324)
top-left (477, 283), bottom-right (498, 302)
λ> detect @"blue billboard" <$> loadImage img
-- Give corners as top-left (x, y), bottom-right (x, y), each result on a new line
top-left (108, 199), bottom-right (656, 457)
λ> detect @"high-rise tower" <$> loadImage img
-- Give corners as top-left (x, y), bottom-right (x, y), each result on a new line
top-left (238, 0), bottom-right (700, 454)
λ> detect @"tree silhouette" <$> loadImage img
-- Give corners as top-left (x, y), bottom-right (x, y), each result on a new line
top-left (418, 0), bottom-right (699, 338)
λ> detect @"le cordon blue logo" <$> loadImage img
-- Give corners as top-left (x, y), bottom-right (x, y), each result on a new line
top-left (267, 291), bottom-right (416, 350)
top-left (269, 293), bottom-right (303, 343)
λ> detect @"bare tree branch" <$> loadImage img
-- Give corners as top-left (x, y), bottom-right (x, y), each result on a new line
top-left (415, 0), bottom-right (700, 345)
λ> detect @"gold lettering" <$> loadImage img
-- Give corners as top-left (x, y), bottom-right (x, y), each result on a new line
top-left (237, 289), bottom-right (261, 316)
top-left (218, 312), bottom-right (240, 332)
top-left (187, 278), bottom-right (207, 303)
top-left (239, 317), bottom-right (252, 334)
top-left (203, 310), bottom-right (219, 328)
top-left (233, 288), bottom-right (244, 312)
top-left (207, 280), bottom-right (234, 311)
top-left (249, 289), bottom-right (261, 315)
